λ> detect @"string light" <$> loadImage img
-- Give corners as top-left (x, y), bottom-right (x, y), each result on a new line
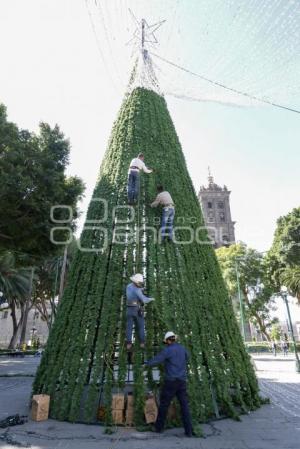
top-left (85, 0), bottom-right (300, 113)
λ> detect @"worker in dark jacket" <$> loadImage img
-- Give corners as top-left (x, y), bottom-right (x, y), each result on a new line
top-left (145, 331), bottom-right (193, 437)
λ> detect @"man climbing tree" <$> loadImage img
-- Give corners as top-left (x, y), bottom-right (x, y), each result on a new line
top-left (126, 273), bottom-right (155, 350)
top-left (151, 185), bottom-right (175, 242)
top-left (127, 152), bottom-right (153, 204)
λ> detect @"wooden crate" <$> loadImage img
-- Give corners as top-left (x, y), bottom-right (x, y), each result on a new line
top-left (167, 402), bottom-right (177, 421)
top-left (112, 394), bottom-right (125, 410)
top-left (144, 397), bottom-right (158, 424)
top-left (126, 394), bottom-right (134, 407)
top-left (31, 394), bottom-right (50, 422)
top-left (112, 409), bottom-right (124, 424)
top-left (125, 408), bottom-right (134, 426)
top-left (97, 406), bottom-right (106, 422)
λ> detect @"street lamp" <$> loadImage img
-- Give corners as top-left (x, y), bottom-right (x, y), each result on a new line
top-left (280, 286), bottom-right (300, 373)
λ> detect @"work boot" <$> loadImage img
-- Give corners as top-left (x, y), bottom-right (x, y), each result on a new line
top-left (126, 342), bottom-right (133, 351)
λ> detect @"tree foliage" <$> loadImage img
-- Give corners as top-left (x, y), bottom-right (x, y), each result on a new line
top-left (0, 104), bottom-right (85, 347)
top-left (33, 87), bottom-right (261, 426)
top-left (0, 251), bottom-right (34, 348)
top-left (0, 251), bottom-right (31, 300)
top-left (280, 267), bottom-right (300, 301)
top-left (216, 243), bottom-right (277, 341)
top-left (0, 104), bottom-right (85, 258)
top-left (266, 207), bottom-right (300, 301)
top-left (33, 239), bottom-right (78, 327)
top-left (270, 323), bottom-right (281, 342)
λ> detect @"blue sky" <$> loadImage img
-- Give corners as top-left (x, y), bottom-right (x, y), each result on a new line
top-left (0, 0), bottom-right (299, 252)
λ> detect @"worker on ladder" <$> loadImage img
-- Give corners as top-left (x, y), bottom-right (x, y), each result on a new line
top-left (126, 273), bottom-right (155, 350)
top-left (151, 185), bottom-right (175, 242)
top-left (127, 153), bottom-right (153, 205)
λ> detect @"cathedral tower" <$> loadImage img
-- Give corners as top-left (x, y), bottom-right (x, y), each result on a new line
top-left (198, 169), bottom-right (236, 248)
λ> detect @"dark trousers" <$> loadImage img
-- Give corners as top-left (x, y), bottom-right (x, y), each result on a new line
top-left (127, 170), bottom-right (139, 203)
top-left (155, 379), bottom-right (193, 435)
top-left (126, 306), bottom-right (145, 343)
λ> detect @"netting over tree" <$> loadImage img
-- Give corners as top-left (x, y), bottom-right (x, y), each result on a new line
top-left (33, 61), bottom-right (261, 425)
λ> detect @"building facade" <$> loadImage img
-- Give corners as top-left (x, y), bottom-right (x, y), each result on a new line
top-left (198, 171), bottom-right (236, 248)
top-left (0, 307), bottom-right (49, 348)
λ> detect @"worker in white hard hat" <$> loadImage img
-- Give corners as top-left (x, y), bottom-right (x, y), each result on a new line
top-left (126, 273), bottom-right (155, 350)
top-left (144, 332), bottom-right (193, 437)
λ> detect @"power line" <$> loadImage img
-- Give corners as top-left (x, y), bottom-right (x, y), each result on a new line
top-left (150, 51), bottom-right (300, 115)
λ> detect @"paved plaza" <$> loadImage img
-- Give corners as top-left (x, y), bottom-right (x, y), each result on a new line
top-left (0, 354), bottom-right (300, 449)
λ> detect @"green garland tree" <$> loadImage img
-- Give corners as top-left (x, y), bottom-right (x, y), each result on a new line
top-left (33, 55), bottom-right (261, 426)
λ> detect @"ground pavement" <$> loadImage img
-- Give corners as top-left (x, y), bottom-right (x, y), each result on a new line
top-left (0, 354), bottom-right (300, 449)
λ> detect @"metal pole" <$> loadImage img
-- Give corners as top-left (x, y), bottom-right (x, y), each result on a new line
top-left (282, 292), bottom-right (300, 373)
top-left (19, 267), bottom-right (35, 347)
top-left (235, 260), bottom-right (246, 341)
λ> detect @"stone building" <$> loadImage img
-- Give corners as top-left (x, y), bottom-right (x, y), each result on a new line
top-left (0, 307), bottom-right (50, 348)
top-left (198, 170), bottom-right (236, 248)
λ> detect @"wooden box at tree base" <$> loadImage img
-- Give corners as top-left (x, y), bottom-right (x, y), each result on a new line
top-left (97, 406), bottom-right (106, 422)
top-left (125, 394), bottom-right (134, 426)
top-left (112, 394), bottom-right (125, 410)
top-left (126, 394), bottom-right (134, 407)
top-left (112, 409), bottom-right (124, 425)
top-left (31, 394), bottom-right (50, 422)
top-left (144, 396), bottom-right (158, 424)
top-left (125, 408), bottom-right (134, 426)
top-left (167, 402), bottom-right (177, 421)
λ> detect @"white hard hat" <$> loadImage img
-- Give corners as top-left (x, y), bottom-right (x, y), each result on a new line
top-left (130, 273), bottom-right (144, 285)
top-left (164, 331), bottom-right (176, 342)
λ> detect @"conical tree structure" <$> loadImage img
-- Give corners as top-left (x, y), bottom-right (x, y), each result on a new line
top-left (33, 84), bottom-right (261, 426)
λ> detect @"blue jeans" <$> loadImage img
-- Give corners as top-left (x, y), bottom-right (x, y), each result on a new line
top-left (126, 306), bottom-right (145, 343)
top-left (127, 170), bottom-right (139, 203)
top-left (161, 207), bottom-right (175, 240)
top-left (155, 379), bottom-right (193, 435)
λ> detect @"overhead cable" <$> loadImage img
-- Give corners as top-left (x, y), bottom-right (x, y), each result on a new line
top-left (150, 51), bottom-right (300, 115)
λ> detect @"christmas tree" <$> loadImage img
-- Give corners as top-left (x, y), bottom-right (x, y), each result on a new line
top-left (33, 40), bottom-right (261, 428)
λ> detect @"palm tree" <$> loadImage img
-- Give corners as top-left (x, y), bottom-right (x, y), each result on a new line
top-left (0, 251), bottom-right (32, 348)
top-left (33, 241), bottom-right (77, 328)
top-left (0, 252), bottom-right (30, 298)
top-left (280, 267), bottom-right (300, 303)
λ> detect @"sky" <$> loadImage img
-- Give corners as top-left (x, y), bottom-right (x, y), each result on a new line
top-left (0, 0), bottom-right (299, 252)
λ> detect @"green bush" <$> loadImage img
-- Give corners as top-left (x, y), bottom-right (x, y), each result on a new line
top-left (245, 342), bottom-right (300, 353)
top-left (0, 349), bottom-right (37, 355)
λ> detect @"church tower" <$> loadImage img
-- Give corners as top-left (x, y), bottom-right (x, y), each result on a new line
top-left (198, 169), bottom-right (236, 248)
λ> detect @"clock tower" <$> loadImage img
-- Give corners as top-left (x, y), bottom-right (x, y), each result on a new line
top-left (198, 169), bottom-right (236, 248)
